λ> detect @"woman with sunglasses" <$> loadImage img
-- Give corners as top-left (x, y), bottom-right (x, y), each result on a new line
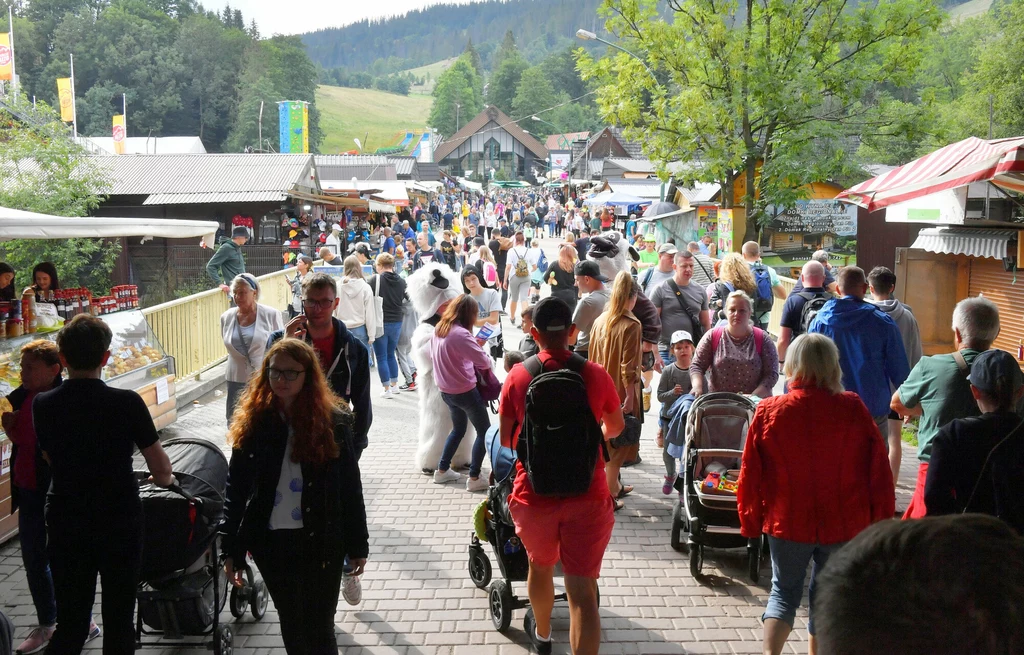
top-left (221, 339), bottom-right (369, 654)
top-left (221, 273), bottom-right (283, 425)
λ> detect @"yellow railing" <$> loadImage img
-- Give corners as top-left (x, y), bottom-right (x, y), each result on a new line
top-left (142, 268), bottom-right (294, 381)
top-left (766, 276), bottom-right (797, 338)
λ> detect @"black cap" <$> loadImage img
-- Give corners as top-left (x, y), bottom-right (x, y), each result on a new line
top-left (533, 297), bottom-right (572, 332)
top-left (968, 349), bottom-right (1024, 396)
top-left (231, 226), bottom-right (249, 239)
top-left (574, 259), bottom-right (609, 282)
top-left (353, 243), bottom-right (371, 256)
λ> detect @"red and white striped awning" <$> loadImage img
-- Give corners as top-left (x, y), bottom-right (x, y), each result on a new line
top-left (837, 136), bottom-right (1024, 212)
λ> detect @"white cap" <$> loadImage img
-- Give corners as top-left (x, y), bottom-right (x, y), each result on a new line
top-left (670, 330), bottom-right (694, 345)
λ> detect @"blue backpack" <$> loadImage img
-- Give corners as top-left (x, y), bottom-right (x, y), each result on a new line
top-left (750, 263), bottom-right (774, 314)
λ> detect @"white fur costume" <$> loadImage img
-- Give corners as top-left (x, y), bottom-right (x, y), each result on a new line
top-left (586, 230), bottom-right (638, 280)
top-left (407, 263), bottom-right (475, 472)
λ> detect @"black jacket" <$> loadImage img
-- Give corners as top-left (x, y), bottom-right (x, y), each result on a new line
top-left (6, 376), bottom-right (61, 510)
top-left (369, 271), bottom-right (408, 323)
top-left (219, 408), bottom-right (369, 565)
top-left (267, 318), bottom-right (372, 452)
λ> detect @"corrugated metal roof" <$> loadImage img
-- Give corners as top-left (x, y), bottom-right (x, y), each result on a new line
top-left (911, 227), bottom-right (1017, 260)
top-left (143, 191), bottom-right (288, 205)
top-left (95, 154), bottom-right (316, 200)
top-left (604, 157), bottom-right (656, 173)
top-left (677, 182), bottom-right (721, 203)
top-left (388, 157), bottom-right (416, 176)
top-left (314, 155), bottom-right (397, 181)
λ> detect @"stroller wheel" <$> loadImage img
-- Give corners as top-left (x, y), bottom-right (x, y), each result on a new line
top-left (670, 502), bottom-right (687, 552)
top-left (213, 624), bottom-right (233, 655)
top-left (488, 580), bottom-right (514, 633)
top-left (251, 579), bottom-right (269, 620)
top-left (468, 545), bottom-right (492, 589)
top-left (229, 586), bottom-right (248, 619)
top-left (689, 543), bottom-right (704, 578)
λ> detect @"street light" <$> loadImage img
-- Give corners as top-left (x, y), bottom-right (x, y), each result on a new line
top-left (455, 103), bottom-right (461, 132)
top-left (531, 115), bottom-right (559, 130)
top-left (575, 28), bottom-right (657, 82)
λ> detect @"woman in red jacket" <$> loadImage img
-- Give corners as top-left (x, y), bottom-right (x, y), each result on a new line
top-left (737, 333), bottom-right (894, 655)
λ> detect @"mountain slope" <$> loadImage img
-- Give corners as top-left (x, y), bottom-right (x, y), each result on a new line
top-left (316, 85), bottom-right (433, 155)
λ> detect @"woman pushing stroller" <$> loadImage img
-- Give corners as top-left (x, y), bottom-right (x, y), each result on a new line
top-left (221, 339), bottom-right (369, 654)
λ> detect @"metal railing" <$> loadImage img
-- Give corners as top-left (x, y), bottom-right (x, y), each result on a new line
top-left (142, 267), bottom-right (294, 381)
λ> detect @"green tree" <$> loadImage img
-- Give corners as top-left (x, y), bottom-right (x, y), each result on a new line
top-left (541, 46), bottom-right (592, 104)
top-left (512, 66), bottom-right (563, 138)
top-left (225, 45), bottom-right (281, 152)
top-left (464, 38), bottom-right (483, 77)
top-left (0, 99), bottom-right (121, 291)
top-left (493, 29), bottom-right (518, 69)
top-left (487, 53), bottom-right (528, 115)
top-left (579, 0), bottom-right (942, 241)
top-left (428, 53), bottom-right (483, 137)
top-left (176, 14), bottom-right (248, 147)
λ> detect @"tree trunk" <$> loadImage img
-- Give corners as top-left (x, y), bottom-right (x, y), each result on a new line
top-left (742, 159), bottom-right (758, 244)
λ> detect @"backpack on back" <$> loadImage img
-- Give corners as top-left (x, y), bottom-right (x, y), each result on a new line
top-left (513, 248), bottom-right (530, 278)
top-left (517, 354), bottom-right (606, 496)
top-left (750, 263), bottom-right (775, 314)
top-left (709, 281), bottom-right (734, 321)
top-left (796, 291), bottom-right (833, 335)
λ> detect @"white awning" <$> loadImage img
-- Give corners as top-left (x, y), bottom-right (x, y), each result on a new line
top-left (0, 206), bottom-right (219, 245)
top-left (910, 227), bottom-right (1018, 259)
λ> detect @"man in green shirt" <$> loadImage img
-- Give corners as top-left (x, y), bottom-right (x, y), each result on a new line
top-left (206, 226), bottom-right (248, 293)
top-left (891, 296), bottom-right (1000, 519)
top-left (637, 234), bottom-right (659, 270)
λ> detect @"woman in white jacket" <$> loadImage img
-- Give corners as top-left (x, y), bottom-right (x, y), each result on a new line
top-left (220, 273), bottom-right (284, 425)
top-left (334, 255), bottom-right (377, 365)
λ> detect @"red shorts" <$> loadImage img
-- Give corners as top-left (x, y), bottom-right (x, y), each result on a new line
top-left (902, 461), bottom-right (929, 519)
top-left (508, 492), bottom-right (615, 579)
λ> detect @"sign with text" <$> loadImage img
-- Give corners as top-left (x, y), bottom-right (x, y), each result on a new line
top-left (765, 199), bottom-right (858, 237)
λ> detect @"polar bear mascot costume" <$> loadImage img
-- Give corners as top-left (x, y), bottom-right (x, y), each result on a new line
top-left (407, 263), bottom-right (475, 473)
top-left (586, 230), bottom-right (638, 281)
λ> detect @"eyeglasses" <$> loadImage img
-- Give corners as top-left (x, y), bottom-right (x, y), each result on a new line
top-left (268, 368), bottom-right (305, 381)
top-left (302, 298), bottom-right (334, 310)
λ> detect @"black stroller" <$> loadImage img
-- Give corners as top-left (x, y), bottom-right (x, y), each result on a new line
top-left (670, 393), bottom-right (766, 581)
top-left (133, 437), bottom-right (267, 654)
top-left (468, 428), bottom-right (591, 633)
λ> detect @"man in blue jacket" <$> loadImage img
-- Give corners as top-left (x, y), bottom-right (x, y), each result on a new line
top-left (809, 266), bottom-right (910, 445)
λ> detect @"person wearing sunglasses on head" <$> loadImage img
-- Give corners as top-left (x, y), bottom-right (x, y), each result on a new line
top-left (222, 274), bottom-right (284, 426)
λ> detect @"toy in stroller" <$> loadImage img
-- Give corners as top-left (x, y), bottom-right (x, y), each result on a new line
top-left (133, 437), bottom-right (267, 654)
top-left (467, 428), bottom-right (596, 633)
top-left (668, 393), bottom-right (766, 581)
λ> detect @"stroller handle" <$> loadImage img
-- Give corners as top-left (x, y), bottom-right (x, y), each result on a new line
top-left (136, 473), bottom-right (205, 509)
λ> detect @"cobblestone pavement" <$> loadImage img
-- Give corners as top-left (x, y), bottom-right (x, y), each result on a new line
top-left (0, 247), bottom-right (921, 654)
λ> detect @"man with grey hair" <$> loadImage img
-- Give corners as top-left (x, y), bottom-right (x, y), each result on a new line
top-left (792, 249), bottom-right (839, 294)
top-left (892, 295), bottom-right (1000, 518)
top-left (685, 241), bottom-right (715, 287)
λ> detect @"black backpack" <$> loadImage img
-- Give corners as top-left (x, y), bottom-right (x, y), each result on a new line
top-left (709, 281), bottom-right (734, 322)
top-left (517, 353), bottom-right (607, 496)
top-left (796, 291), bottom-right (833, 335)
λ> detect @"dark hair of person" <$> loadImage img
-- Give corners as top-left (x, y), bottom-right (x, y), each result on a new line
top-left (0, 262), bottom-right (13, 276)
top-left (813, 515), bottom-right (1024, 655)
top-left (521, 305), bottom-right (535, 321)
top-left (836, 265), bottom-right (866, 291)
top-left (21, 339), bottom-right (62, 369)
top-left (504, 350), bottom-right (525, 370)
top-left (461, 266), bottom-right (483, 290)
top-left (435, 294), bottom-right (478, 338)
top-left (867, 266), bottom-right (897, 295)
top-left (56, 314), bottom-right (112, 370)
top-left (227, 339), bottom-right (343, 465)
top-left (301, 272), bottom-right (338, 298)
top-left (32, 261), bottom-right (60, 290)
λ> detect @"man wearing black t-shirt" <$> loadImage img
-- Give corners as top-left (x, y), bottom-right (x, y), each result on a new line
top-left (489, 235), bottom-right (510, 309)
top-left (34, 315), bottom-right (173, 653)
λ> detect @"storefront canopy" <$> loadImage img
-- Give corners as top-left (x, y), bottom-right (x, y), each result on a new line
top-left (909, 227), bottom-right (1017, 260)
top-left (838, 136), bottom-right (1024, 212)
top-left (0, 206), bottom-right (219, 245)
top-left (584, 191), bottom-right (651, 207)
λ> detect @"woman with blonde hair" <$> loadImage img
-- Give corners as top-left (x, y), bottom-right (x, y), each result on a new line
top-left (221, 339), bottom-right (368, 654)
top-left (708, 253), bottom-right (757, 322)
top-left (476, 245), bottom-right (499, 288)
top-left (221, 273), bottom-right (284, 425)
top-left (690, 290), bottom-right (779, 397)
top-left (738, 333), bottom-right (893, 655)
top-left (543, 242), bottom-right (579, 314)
top-left (588, 270), bottom-right (643, 510)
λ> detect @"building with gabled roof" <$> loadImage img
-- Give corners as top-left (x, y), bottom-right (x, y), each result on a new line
top-left (433, 105), bottom-right (548, 181)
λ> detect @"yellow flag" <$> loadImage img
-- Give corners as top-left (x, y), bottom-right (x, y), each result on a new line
top-left (0, 34), bottom-right (12, 82)
top-left (56, 77), bottom-right (74, 123)
top-left (112, 115), bottom-right (126, 154)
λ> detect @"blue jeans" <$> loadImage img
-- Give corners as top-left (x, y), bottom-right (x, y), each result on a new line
top-left (372, 321), bottom-right (402, 385)
top-left (658, 348), bottom-right (673, 368)
top-left (349, 324), bottom-right (373, 366)
top-left (18, 487), bottom-right (57, 626)
top-left (439, 388), bottom-right (490, 478)
top-left (764, 536), bottom-right (845, 635)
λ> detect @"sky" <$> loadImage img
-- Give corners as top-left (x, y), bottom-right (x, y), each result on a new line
top-left (226, 0), bottom-right (480, 37)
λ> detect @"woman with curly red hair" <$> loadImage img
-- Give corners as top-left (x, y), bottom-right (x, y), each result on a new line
top-left (220, 338), bottom-right (369, 654)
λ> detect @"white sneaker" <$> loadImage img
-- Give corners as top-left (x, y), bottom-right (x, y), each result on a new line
top-left (390, 384), bottom-right (400, 395)
top-left (433, 468), bottom-right (460, 484)
top-left (341, 571), bottom-right (362, 606)
top-left (381, 388), bottom-right (393, 399)
top-left (466, 476), bottom-right (489, 492)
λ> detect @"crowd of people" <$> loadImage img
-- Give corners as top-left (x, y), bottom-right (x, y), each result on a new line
top-left (3, 185), bottom-right (1024, 655)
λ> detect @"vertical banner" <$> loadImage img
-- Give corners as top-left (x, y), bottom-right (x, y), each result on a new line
top-left (288, 102), bottom-right (304, 153)
top-left (301, 102), bottom-right (309, 154)
top-left (718, 209), bottom-right (734, 255)
top-left (278, 101), bottom-right (290, 153)
top-left (56, 77), bottom-right (74, 123)
top-left (112, 114), bottom-right (126, 154)
top-left (0, 33), bottom-right (12, 81)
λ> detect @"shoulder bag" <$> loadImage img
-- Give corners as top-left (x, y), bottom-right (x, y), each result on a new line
top-left (371, 275), bottom-right (385, 339)
top-left (667, 279), bottom-right (705, 343)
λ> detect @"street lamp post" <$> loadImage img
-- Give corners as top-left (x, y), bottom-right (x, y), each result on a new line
top-left (531, 115), bottom-right (559, 131)
top-left (455, 103), bottom-right (461, 132)
top-left (576, 28), bottom-right (657, 82)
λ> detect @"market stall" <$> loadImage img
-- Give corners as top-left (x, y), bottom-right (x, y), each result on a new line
top-left (0, 207), bottom-right (219, 543)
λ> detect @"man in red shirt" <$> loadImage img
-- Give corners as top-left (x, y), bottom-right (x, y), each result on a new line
top-left (499, 297), bottom-right (624, 655)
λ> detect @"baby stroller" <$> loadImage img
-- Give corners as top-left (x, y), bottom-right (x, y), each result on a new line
top-left (467, 428), bottom-right (588, 633)
top-left (133, 438), bottom-right (267, 654)
top-left (669, 393), bottom-right (766, 581)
